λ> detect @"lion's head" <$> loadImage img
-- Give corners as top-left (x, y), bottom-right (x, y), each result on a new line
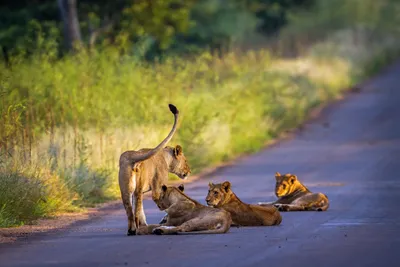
top-left (167, 145), bottom-right (191, 180)
top-left (205, 181), bottom-right (232, 207)
top-left (156, 184), bottom-right (185, 211)
top-left (274, 172), bottom-right (301, 197)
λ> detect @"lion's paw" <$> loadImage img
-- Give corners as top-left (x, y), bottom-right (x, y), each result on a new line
top-left (274, 204), bottom-right (288, 212)
top-left (152, 226), bottom-right (176, 235)
top-left (127, 229), bottom-right (137, 236)
top-left (152, 228), bottom-right (165, 235)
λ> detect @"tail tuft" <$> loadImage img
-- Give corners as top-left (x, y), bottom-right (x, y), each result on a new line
top-left (168, 104), bottom-right (179, 115)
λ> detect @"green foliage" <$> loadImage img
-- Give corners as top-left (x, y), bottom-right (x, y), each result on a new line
top-left (0, 0), bottom-right (312, 58)
top-left (0, 1), bottom-right (58, 49)
top-left (278, 0), bottom-right (400, 58)
top-left (186, 0), bottom-right (259, 50)
top-left (244, 0), bottom-right (315, 34)
top-left (0, 46), bottom-right (352, 200)
top-left (0, 162), bottom-right (75, 227)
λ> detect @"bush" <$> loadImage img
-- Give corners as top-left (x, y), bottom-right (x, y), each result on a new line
top-left (0, 162), bottom-right (75, 227)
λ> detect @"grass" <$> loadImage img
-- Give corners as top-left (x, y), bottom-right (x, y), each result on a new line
top-left (1, 0), bottom-right (399, 228)
top-left (0, 162), bottom-right (76, 227)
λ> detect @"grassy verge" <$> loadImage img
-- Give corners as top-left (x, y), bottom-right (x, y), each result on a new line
top-left (1, 0), bottom-right (399, 228)
top-left (0, 162), bottom-right (77, 227)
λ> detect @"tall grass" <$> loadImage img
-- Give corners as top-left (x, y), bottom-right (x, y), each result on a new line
top-left (0, 162), bottom-right (75, 227)
top-left (1, 0), bottom-right (399, 227)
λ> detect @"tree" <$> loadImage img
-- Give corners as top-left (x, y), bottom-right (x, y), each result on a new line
top-left (57, 0), bottom-right (82, 50)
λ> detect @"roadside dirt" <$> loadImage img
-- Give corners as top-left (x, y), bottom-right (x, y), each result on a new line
top-left (0, 201), bottom-right (120, 244)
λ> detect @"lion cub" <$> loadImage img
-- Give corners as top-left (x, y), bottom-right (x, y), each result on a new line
top-left (258, 172), bottom-right (329, 212)
top-left (206, 181), bottom-right (282, 226)
top-left (137, 184), bottom-right (232, 235)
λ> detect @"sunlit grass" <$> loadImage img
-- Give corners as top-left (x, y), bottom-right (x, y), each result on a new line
top-left (1, 49), bottom-right (352, 227)
top-left (0, 162), bottom-right (77, 227)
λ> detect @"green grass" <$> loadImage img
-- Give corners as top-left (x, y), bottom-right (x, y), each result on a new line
top-left (0, 50), bottom-right (360, 228)
top-left (0, 162), bottom-right (76, 227)
top-left (1, 0), bottom-right (399, 228)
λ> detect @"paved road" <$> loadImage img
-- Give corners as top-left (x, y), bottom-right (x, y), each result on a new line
top-left (1, 62), bottom-right (400, 267)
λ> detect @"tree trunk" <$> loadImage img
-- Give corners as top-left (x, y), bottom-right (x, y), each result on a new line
top-left (57, 0), bottom-right (82, 50)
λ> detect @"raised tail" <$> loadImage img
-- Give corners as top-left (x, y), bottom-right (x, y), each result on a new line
top-left (129, 104), bottom-right (179, 163)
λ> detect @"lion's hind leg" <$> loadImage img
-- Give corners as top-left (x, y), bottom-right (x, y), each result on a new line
top-left (136, 224), bottom-right (162, 235)
top-left (119, 165), bottom-right (136, 236)
top-left (308, 194), bottom-right (329, 211)
top-left (274, 203), bottom-right (306, 212)
top-left (122, 192), bottom-right (135, 235)
top-left (152, 218), bottom-right (206, 235)
top-left (153, 216), bottom-right (230, 235)
top-left (134, 190), bottom-right (148, 229)
top-left (258, 201), bottom-right (276, 206)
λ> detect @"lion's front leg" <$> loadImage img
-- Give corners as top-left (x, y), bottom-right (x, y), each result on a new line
top-left (159, 213), bottom-right (169, 224)
top-left (136, 224), bottom-right (162, 235)
top-left (152, 225), bottom-right (179, 235)
top-left (152, 217), bottom-right (203, 235)
top-left (151, 181), bottom-right (167, 224)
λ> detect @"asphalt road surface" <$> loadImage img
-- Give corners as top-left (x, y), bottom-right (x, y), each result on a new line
top-left (1, 62), bottom-right (400, 267)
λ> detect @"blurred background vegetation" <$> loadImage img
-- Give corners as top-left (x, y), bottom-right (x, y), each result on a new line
top-left (1, 0), bottom-right (399, 227)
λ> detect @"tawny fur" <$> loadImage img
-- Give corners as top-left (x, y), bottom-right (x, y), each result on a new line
top-left (258, 172), bottom-right (329, 212)
top-left (137, 185), bottom-right (232, 235)
top-left (206, 181), bottom-right (282, 226)
top-left (118, 104), bottom-right (191, 236)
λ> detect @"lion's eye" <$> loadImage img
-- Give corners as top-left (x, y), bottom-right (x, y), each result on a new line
top-left (282, 184), bottom-right (286, 190)
top-left (214, 192), bottom-right (218, 196)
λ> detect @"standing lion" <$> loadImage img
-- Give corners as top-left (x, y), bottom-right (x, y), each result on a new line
top-left (118, 104), bottom-right (191, 235)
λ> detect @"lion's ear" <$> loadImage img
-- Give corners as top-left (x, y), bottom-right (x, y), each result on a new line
top-left (208, 182), bottom-right (214, 188)
top-left (174, 145), bottom-right (183, 157)
top-left (275, 172), bottom-right (281, 181)
top-left (162, 185), bottom-right (168, 192)
top-left (178, 184), bottom-right (184, 192)
top-left (222, 181), bottom-right (231, 192)
top-left (290, 175), bottom-right (297, 184)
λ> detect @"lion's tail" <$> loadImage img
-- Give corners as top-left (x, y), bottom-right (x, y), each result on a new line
top-left (129, 104), bottom-right (179, 163)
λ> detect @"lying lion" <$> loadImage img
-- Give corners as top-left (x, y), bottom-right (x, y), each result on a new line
top-left (137, 184), bottom-right (232, 235)
top-left (206, 181), bottom-right (282, 226)
top-left (258, 172), bottom-right (329, 212)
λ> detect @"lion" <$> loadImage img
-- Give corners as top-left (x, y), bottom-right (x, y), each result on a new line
top-left (118, 104), bottom-right (191, 236)
top-left (205, 181), bottom-right (282, 226)
top-left (258, 172), bottom-right (329, 212)
top-left (136, 184), bottom-right (232, 235)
